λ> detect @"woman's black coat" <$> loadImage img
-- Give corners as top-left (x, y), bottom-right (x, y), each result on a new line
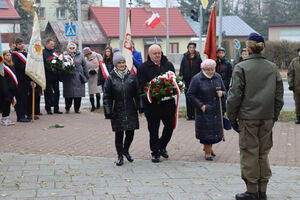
top-left (103, 69), bottom-right (140, 132)
top-left (187, 71), bottom-right (226, 144)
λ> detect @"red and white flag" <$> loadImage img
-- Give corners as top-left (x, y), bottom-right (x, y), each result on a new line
top-left (123, 16), bottom-right (136, 75)
top-left (145, 12), bottom-right (161, 28)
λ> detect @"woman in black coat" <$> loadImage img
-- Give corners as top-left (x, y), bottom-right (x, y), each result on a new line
top-left (187, 59), bottom-right (226, 161)
top-left (179, 42), bottom-right (202, 120)
top-left (103, 49), bottom-right (140, 166)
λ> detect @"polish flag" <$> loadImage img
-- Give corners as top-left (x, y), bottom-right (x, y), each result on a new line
top-left (123, 16), bottom-right (136, 75)
top-left (145, 12), bottom-right (161, 28)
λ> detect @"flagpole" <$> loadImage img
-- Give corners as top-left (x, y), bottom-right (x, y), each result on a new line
top-left (218, 0), bottom-right (223, 47)
top-left (166, 0), bottom-right (170, 56)
top-left (31, 82), bottom-right (35, 122)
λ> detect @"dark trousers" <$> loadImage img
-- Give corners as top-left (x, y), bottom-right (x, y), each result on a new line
top-left (15, 83), bottom-right (29, 119)
top-left (185, 91), bottom-right (195, 119)
top-left (144, 100), bottom-right (175, 155)
top-left (45, 80), bottom-right (60, 112)
top-left (115, 130), bottom-right (134, 156)
top-left (294, 92), bottom-right (300, 116)
top-left (65, 97), bottom-right (81, 111)
top-left (27, 85), bottom-right (41, 115)
top-left (2, 98), bottom-right (11, 118)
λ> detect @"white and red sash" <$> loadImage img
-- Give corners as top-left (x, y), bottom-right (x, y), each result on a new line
top-left (3, 64), bottom-right (18, 106)
top-left (130, 65), bottom-right (137, 75)
top-left (99, 60), bottom-right (109, 79)
top-left (12, 51), bottom-right (27, 64)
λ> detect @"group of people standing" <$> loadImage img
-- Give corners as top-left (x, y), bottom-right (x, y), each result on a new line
top-left (0, 32), bottom-right (290, 200)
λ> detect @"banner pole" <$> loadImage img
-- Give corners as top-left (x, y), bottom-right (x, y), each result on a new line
top-left (32, 82), bottom-right (35, 122)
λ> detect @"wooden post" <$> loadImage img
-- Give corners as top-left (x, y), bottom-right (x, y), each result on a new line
top-left (32, 81), bottom-right (35, 122)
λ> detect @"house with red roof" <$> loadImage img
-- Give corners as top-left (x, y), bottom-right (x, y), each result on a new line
top-left (0, 0), bottom-right (21, 50)
top-left (89, 5), bottom-right (196, 60)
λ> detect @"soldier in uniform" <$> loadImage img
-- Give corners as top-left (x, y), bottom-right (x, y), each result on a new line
top-left (287, 47), bottom-right (300, 124)
top-left (227, 33), bottom-right (284, 200)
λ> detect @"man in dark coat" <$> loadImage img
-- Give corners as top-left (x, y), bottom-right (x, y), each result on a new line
top-left (137, 44), bottom-right (176, 163)
top-left (180, 42), bottom-right (202, 120)
top-left (216, 47), bottom-right (233, 91)
top-left (11, 38), bottom-right (30, 122)
top-left (43, 38), bottom-right (62, 114)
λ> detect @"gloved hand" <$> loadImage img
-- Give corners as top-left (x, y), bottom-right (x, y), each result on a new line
top-left (89, 70), bottom-right (97, 75)
top-left (288, 86), bottom-right (294, 91)
top-left (231, 121), bottom-right (240, 133)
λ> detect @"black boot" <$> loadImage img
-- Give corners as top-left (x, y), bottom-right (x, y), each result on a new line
top-left (116, 154), bottom-right (124, 166)
top-left (296, 116), bottom-right (300, 124)
top-left (90, 97), bottom-right (95, 112)
top-left (235, 192), bottom-right (259, 200)
top-left (160, 148), bottom-right (169, 158)
top-left (96, 94), bottom-right (101, 109)
top-left (123, 152), bottom-right (134, 162)
top-left (258, 192), bottom-right (267, 200)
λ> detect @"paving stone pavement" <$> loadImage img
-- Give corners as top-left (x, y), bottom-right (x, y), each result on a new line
top-left (0, 152), bottom-right (299, 200)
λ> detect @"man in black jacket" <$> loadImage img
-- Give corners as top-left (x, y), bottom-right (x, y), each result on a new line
top-left (137, 44), bottom-right (176, 163)
top-left (179, 42), bottom-right (202, 120)
top-left (216, 47), bottom-right (233, 91)
top-left (43, 39), bottom-right (62, 114)
top-left (12, 38), bottom-right (30, 122)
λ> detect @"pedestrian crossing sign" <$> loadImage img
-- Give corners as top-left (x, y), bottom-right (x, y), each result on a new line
top-left (65, 24), bottom-right (76, 37)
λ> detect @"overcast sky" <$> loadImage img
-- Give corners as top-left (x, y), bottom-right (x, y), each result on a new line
top-left (102, 0), bottom-right (179, 7)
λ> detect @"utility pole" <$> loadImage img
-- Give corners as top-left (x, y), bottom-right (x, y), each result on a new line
top-left (218, 0), bottom-right (223, 47)
top-left (77, 0), bottom-right (82, 52)
top-left (166, 0), bottom-right (169, 56)
top-left (119, 0), bottom-right (126, 52)
top-left (198, 4), bottom-right (203, 54)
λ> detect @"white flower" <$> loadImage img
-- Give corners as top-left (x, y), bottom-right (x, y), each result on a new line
top-left (51, 60), bottom-right (57, 64)
top-left (58, 55), bottom-right (64, 61)
top-left (178, 81), bottom-right (183, 85)
top-left (64, 62), bottom-right (70, 66)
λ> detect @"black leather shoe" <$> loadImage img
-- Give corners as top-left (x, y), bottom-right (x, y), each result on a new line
top-left (47, 111), bottom-right (53, 115)
top-left (205, 156), bottom-right (213, 161)
top-left (54, 111), bottom-right (63, 114)
top-left (17, 118), bottom-right (31, 122)
top-left (116, 156), bottom-right (124, 166)
top-left (75, 110), bottom-right (81, 114)
top-left (151, 154), bottom-right (160, 163)
top-left (160, 149), bottom-right (169, 158)
top-left (27, 116), bottom-right (39, 120)
top-left (123, 152), bottom-right (134, 162)
top-left (259, 192), bottom-right (267, 200)
top-left (211, 151), bottom-right (216, 157)
top-left (296, 116), bottom-right (300, 124)
top-left (235, 192), bottom-right (259, 200)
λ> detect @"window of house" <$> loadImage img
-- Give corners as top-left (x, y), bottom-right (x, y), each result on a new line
top-left (56, 8), bottom-right (66, 19)
top-left (169, 43), bottom-right (179, 53)
top-left (38, 7), bottom-right (45, 19)
top-left (36, 0), bottom-right (41, 3)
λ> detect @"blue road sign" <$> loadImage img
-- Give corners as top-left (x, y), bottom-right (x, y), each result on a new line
top-left (65, 24), bottom-right (76, 37)
top-left (233, 39), bottom-right (241, 49)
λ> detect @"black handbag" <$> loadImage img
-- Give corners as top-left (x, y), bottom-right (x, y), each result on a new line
top-left (79, 72), bottom-right (88, 84)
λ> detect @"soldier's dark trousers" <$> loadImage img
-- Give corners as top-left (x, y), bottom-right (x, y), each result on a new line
top-left (239, 119), bottom-right (274, 193)
top-left (144, 100), bottom-right (175, 156)
top-left (115, 130), bottom-right (134, 155)
top-left (294, 92), bottom-right (300, 116)
top-left (27, 85), bottom-right (41, 115)
top-left (15, 83), bottom-right (29, 119)
top-left (45, 81), bottom-right (60, 112)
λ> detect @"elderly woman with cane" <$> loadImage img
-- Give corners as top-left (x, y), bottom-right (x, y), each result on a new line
top-left (187, 59), bottom-right (226, 161)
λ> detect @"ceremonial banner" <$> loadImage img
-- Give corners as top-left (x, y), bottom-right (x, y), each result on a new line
top-left (123, 16), bottom-right (136, 75)
top-left (25, 12), bottom-right (46, 89)
top-left (203, 5), bottom-right (217, 61)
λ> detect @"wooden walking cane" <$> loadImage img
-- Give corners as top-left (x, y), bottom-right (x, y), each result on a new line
top-left (216, 87), bottom-right (225, 142)
top-left (32, 81), bottom-right (35, 122)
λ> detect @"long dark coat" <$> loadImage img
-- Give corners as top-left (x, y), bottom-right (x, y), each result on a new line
top-left (216, 57), bottom-right (233, 91)
top-left (187, 71), bottom-right (226, 144)
top-left (103, 69), bottom-right (140, 132)
top-left (62, 50), bottom-right (89, 98)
